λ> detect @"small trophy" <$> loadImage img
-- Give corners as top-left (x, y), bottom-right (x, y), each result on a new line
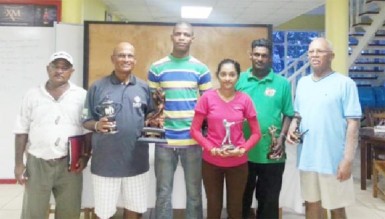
top-left (220, 119), bottom-right (236, 151)
top-left (292, 115), bottom-right (308, 144)
top-left (267, 125), bottom-right (285, 160)
top-left (94, 96), bottom-right (122, 134)
top-left (137, 88), bottom-right (167, 144)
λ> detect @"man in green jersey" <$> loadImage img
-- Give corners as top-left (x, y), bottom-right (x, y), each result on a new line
top-left (235, 38), bottom-right (294, 219)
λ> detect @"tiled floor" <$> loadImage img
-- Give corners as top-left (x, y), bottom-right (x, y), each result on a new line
top-left (1, 150), bottom-right (385, 219)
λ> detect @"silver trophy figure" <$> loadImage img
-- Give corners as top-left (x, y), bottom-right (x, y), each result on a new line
top-left (221, 119), bottom-right (236, 150)
top-left (94, 96), bottom-right (122, 134)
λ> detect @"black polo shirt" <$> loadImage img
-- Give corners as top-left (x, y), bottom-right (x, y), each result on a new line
top-left (83, 72), bottom-right (154, 177)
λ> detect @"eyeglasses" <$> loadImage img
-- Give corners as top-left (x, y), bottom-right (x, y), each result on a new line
top-left (49, 65), bottom-right (72, 71)
top-left (114, 53), bottom-right (135, 59)
top-left (307, 50), bottom-right (332, 55)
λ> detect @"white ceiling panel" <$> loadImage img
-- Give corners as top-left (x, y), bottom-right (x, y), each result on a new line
top-left (100, 0), bottom-right (325, 26)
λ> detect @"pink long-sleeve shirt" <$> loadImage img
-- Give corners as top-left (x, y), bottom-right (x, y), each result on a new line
top-left (190, 90), bottom-right (261, 167)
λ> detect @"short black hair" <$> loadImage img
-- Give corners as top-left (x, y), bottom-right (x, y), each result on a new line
top-left (173, 22), bottom-right (194, 36)
top-left (216, 58), bottom-right (241, 77)
top-left (251, 38), bottom-right (272, 54)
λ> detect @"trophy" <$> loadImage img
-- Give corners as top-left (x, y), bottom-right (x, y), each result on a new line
top-left (94, 96), bottom-right (122, 134)
top-left (292, 115), bottom-right (309, 144)
top-left (137, 88), bottom-right (167, 144)
top-left (220, 119), bottom-right (237, 151)
top-left (267, 125), bottom-right (285, 160)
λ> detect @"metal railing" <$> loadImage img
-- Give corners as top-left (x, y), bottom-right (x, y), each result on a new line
top-left (281, 0), bottom-right (380, 91)
top-left (279, 50), bottom-right (311, 98)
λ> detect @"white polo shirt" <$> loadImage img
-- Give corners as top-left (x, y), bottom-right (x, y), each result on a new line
top-left (14, 81), bottom-right (87, 160)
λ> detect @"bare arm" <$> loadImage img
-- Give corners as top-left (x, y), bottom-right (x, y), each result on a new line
top-left (337, 118), bottom-right (360, 181)
top-left (278, 115), bottom-right (292, 145)
top-left (83, 120), bottom-right (97, 131)
top-left (286, 113), bottom-right (300, 144)
top-left (14, 134), bottom-right (28, 185)
top-left (83, 117), bottom-right (110, 133)
top-left (74, 132), bottom-right (93, 173)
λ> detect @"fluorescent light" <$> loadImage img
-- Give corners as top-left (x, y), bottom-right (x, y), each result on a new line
top-left (181, 6), bottom-right (212, 19)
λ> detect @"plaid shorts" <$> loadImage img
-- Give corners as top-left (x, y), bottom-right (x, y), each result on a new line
top-left (92, 172), bottom-right (149, 219)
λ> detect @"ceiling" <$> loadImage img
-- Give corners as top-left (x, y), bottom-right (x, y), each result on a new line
top-left (101, 0), bottom-right (325, 27)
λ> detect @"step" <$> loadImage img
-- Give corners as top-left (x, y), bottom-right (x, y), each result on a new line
top-left (359, 11), bottom-right (380, 16)
top-left (350, 33), bottom-right (385, 40)
top-left (355, 81), bottom-right (376, 86)
top-left (352, 53), bottom-right (385, 57)
top-left (354, 61), bottom-right (385, 67)
top-left (350, 75), bottom-right (378, 80)
top-left (360, 53), bottom-right (385, 56)
top-left (367, 0), bottom-right (385, 4)
top-left (350, 31), bottom-right (385, 35)
top-left (349, 54), bottom-right (385, 60)
top-left (350, 69), bottom-right (384, 73)
top-left (352, 22), bottom-right (385, 27)
top-left (350, 43), bottom-right (385, 49)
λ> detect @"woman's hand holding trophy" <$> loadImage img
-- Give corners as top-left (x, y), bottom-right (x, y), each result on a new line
top-left (209, 119), bottom-right (246, 157)
top-left (210, 147), bottom-right (246, 157)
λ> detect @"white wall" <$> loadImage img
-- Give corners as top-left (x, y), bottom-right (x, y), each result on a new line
top-left (0, 24), bottom-right (83, 179)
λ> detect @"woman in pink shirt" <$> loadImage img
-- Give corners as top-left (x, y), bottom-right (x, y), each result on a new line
top-left (190, 59), bottom-right (261, 219)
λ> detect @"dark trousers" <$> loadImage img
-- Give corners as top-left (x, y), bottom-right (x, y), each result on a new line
top-left (242, 162), bottom-right (285, 219)
top-left (202, 160), bottom-right (248, 219)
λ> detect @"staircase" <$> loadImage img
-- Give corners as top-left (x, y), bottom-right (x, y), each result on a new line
top-left (282, 0), bottom-right (385, 108)
top-left (349, 0), bottom-right (385, 87)
top-left (350, 0), bottom-right (385, 109)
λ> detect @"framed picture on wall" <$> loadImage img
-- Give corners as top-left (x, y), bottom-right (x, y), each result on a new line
top-left (0, 0), bottom-right (61, 27)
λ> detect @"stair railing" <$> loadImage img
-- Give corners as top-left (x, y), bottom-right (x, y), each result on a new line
top-left (350, 0), bottom-right (366, 28)
top-left (279, 51), bottom-right (311, 99)
top-left (349, 0), bottom-right (385, 67)
top-left (279, 51), bottom-right (308, 78)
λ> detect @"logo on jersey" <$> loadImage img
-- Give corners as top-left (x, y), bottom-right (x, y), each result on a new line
top-left (265, 88), bottom-right (276, 97)
top-left (133, 96), bottom-right (142, 108)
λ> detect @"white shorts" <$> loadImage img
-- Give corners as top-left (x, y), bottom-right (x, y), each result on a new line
top-left (300, 171), bottom-right (355, 210)
top-left (92, 172), bottom-right (149, 219)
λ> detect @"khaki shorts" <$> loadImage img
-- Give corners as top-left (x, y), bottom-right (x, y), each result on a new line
top-left (92, 172), bottom-right (149, 219)
top-left (300, 171), bottom-right (355, 209)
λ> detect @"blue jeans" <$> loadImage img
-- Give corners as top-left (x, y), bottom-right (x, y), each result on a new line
top-left (154, 146), bottom-right (203, 219)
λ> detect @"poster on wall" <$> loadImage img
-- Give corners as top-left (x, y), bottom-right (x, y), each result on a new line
top-left (0, 4), bottom-right (57, 27)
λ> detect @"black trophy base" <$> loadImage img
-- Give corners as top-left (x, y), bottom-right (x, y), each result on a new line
top-left (137, 136), bottom-right (167, 144)
top-left (137, 127), bottom-right (167, 144)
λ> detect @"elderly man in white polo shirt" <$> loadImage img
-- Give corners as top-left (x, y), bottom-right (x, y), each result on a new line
top-left (13, 51), bottom-right (89, 219)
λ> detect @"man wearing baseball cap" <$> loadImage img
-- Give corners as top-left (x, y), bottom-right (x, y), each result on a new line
top-left (14, 51), bottom-right (89, 218)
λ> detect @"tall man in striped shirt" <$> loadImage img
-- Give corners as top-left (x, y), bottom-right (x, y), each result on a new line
top-left (148, 22), bottom-right (212, 219)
